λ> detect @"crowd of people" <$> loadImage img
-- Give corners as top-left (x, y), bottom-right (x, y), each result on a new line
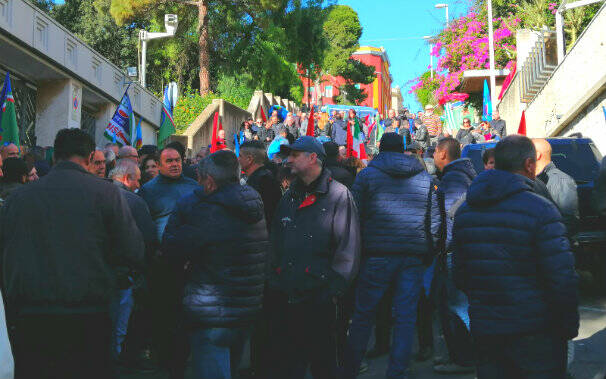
top-left (0, 102), bottom-right (603, 379)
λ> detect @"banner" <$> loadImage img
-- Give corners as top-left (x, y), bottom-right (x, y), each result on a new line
top-left (104, 87), bottom-right (134, 146)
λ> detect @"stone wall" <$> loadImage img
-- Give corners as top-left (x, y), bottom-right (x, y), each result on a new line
top-left (247, 90), bottom-right (299, 121)
top-left (497, 3), bottom-right (606, 154)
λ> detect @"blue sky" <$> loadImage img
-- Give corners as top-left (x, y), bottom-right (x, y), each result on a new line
top-left (338, 0), bottom-right (470, 111)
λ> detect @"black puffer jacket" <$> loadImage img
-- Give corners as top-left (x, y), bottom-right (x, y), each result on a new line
top-left (437, 158), bottom-right (477, 251)
top-left (453, 169), bottom-right (579, 339)
top-left (161, 184), bottom-right (269, 327)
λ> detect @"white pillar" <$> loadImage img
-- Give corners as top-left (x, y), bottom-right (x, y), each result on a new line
top-left (487, 0), bottom-right (497, 113)
top-left (35, 79), bottom-right (82, 146)
top-left (555, 11), bottom-right (565, 63)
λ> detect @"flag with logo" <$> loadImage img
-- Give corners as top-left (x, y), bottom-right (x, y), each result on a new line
top-left (158, 86), bottom-right (176, 149)
top-left (346, 117), bottom-right (367, 159)
top-left (0, 72), bottom-right (19, 146)
top-left (104, 88), bottom-right (135, 146)
top-left (132, 117), bottom-right (143, 149)
top-left (482, 79), bottom-right (492, 122)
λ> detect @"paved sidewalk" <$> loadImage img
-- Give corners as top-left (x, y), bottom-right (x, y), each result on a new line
top-left (122, 297), bottom-right (606, 379)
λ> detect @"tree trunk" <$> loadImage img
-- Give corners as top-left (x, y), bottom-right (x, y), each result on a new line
top-left (198, 0), bottom-right (210, 96)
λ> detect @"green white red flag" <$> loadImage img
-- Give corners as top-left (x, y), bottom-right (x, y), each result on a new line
top-left (346, 117), bottom-right (367, 159)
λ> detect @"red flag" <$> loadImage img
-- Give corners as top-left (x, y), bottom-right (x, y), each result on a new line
top-left (260, 107), bottom-right (267, 123)
top-left (518, 110), bottom-right (526, 136)
top-left (306, 105), bottom-right (315, 136)
top-left (210, 112), bottom-right (219, 153)
top-left (498, 62), bottom-right (516, 100)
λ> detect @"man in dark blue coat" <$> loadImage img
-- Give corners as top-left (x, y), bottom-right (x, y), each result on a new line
top-left (162, 150), bottom-right (268, 379)
top-left (343, 133), bottom-right (440, 379)
top-left (453, 135), bottom-right (579, 379)
top-left (432, 137), bottom-right (476, 374)
top-left (331, 113), bottom-right (348, 146)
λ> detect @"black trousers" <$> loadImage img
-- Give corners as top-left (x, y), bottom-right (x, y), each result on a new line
top-left (475, 333), bottom-right (567, 379)
top-left (10, 312), bottom-right (114, 379)
top-left (266, 290), bottom-right (338, 379)
top-left (416, 291), bottom-right (434, 350)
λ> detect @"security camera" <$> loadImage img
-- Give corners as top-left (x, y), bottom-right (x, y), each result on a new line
top-left (165, 14), bottom-right (178, 36)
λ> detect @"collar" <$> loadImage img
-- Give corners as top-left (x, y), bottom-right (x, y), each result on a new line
top-left (53, 160), bottom-right (91, 175)
top-left (158, 173), bottom-right (187, 183)
top-left (113, 180), bottom-right (131, 192)
top-left (292, 169), bottom-right (331, 196)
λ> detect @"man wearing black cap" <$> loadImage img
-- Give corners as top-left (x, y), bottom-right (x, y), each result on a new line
top-left (267, 136), bottom-right (361, 379)
top-left (343, 133), bottom-right (440, 379)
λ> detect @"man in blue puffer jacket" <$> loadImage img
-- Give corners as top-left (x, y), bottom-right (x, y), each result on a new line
top-left (432, 137), bottom-right (476, 374)
top-left (453, 135), bottom-right (579, 379)
top-left (162, 150), bottom-right (268, 379)
top-left (343, 133), bottom-right (440, 379)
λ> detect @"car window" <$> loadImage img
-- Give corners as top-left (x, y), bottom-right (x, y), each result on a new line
top-left (551, 143), bottom-right (602, 183)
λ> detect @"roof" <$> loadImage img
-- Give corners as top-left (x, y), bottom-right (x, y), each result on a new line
top-left (459, 69), bottom-right (510, 93)
top-left (352, 46), bottom-right (390, 66)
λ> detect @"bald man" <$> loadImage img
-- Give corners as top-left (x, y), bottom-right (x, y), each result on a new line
top-left (118, 146), bottom-right (139, 163)
top-left (533, 138), bottom-right (579, 236)
top-left (1, 143), bottom-right (19, 160)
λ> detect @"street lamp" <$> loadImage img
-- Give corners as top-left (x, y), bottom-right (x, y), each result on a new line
top-left (139, 14), bottom-right (179, 88)
top-left (423, 36), bottom-right (435, 79)
top-left (435, 3), bottom-right (449, 27)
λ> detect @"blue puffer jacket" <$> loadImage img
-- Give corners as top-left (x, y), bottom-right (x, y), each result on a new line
top-left (437, 158), bottom-right (476, 251)
top-left (139, 174), bottom-right (199, 243)
top-left (352, 152), bottom-right (440, 258)
top-left (453, 169), bottom-right (579, 339)
top-left (161, 184), bottom-right (268, 327)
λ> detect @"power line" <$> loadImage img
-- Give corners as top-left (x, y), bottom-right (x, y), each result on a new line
top-left (360, 36), bottom-right (428, 42)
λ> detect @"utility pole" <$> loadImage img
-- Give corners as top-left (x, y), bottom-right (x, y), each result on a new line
top-left (487, 0), bottom-right (497, 113)
top-left (139, 15), bottom-right (178, 88)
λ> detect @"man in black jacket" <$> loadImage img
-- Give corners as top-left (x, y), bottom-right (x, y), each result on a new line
top-left (1, 128), bottom-right (144, 379)
top-left (432, 137), bottom-right (476, 374)
top-left (239, 141), bottom-right (283, 231)
top-left (323, 141), bottom-right (354, 188)
top-left (453, 135), bottom-right (578, 379)
top-left (109, 159), bottom-right (157, 369)
top-left (162, 150), bottom-right (268, 379)
top-left (268, 136), bottom-right (360, 379)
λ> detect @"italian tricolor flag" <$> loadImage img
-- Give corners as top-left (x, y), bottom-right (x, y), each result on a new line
top-left (347, 117), bottom-right (367, 159)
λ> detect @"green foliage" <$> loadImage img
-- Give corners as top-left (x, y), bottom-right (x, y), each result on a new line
top-left (413, 71), bottom-right (439, 109)
top-left (335, 83), bottom-right (366, 105)
top-left (321, 5), bottom-right (362, 75)
top-left (216, 73), bottom-right (255, 109)
top-left (172, 91), bottom-right (218, 133)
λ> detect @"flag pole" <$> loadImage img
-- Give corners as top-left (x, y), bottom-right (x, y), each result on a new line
top-left (487, 0), bottom-right (497, 113)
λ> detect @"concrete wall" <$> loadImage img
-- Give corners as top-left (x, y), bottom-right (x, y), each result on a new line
top-left (247, 90), bottom-right (299, 122)
top-left (498, 3), bottom-right (606, 154)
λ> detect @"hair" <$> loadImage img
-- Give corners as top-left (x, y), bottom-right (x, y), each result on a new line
top-left (197, 150), bottom-right (240, 188)
top-left (463, 118), bottom-right (471, 124)
top-left (240, 141), bottom-right (267, 165)
top-left (109, 158), bottom-right (139, 180)
top-left (494, 135), bottom-right (536, 172)
top-left (141, 154), bottom-right (158, 167)
top-left (165, 141), bottom-right (186, 160)
top-left (482, 148), bottom-right (496, 165)
top-left (118, 146), bottom-right (137, 159)
top-left (139, 144), bottom-right (158, 157)
top-left (104, 142), bottom-right (118, 149)
top-left (30, 146), bottom-right (46, 161)
top-left (323, 142), bottom-right (339, 159)
top-left (3, 158), bottom-right (28, 184)
top-left (103, 148), bottom-right (116, 164)
top-left (436, 137), bottom-right (461, 161)
top-left (379, 132), bottom-right (404, 153)
top-left (54, 128), bottom-right (96, 161)
top-left (158, 147), bottom-right (182, 162)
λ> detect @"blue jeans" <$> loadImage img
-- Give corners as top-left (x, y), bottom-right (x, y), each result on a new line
top-left (189, 327), bottom-right (250, 379)
top-left (343, 256), bottom-right (423, 379)
top-left (110, 286), bottom-right (134, 359)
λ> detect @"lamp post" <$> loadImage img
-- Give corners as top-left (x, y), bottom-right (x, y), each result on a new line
top-left (435, 3), bottom-right (449, 27)
top-left (487, 0), bottom-right (497, 113)
top-left (139, 14), bottom-right (179, 88)
top-left (423, 36), bottom-right (435, 79)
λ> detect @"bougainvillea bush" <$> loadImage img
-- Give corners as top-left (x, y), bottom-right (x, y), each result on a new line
top-left (411, 11), bottom-right (519, 105)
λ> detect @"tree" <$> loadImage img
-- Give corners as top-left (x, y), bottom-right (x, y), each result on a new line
top-left (321, 5), bottom-right (375, 105)
top-left (110, 0), bottom-right (288, 95)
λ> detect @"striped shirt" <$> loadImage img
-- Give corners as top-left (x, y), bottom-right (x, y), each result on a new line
top-left (422, 114), bottom-right (442, 136)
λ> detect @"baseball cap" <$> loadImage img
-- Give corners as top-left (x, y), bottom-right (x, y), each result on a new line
top-left (425, 104), bottom-right (434, 110)
top-left (286, 136), bottom-right (326, 161)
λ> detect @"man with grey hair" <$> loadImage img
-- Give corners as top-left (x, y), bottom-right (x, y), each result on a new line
top-left (162, 150), bottom-right (268, 379)
top-left (267, 136), bottom-right (360, 379)
top-left (108, 159), bottom-right (156, 367)
top-left (118, 146), bottom-right (140, 163)
top-left (238, 140), bottom-right (282, 230)
top-left (104, 147), bottom-right (117, 177)
top-left (453, 135), bottom-right (578, 378)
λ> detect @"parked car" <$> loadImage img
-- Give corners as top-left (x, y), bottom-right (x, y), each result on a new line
top-left (462, 137), bottom-right (606, 292)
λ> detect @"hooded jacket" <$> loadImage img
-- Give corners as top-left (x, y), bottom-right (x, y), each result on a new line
top-left (161, 184), bottom-right (269, 327)
top-left (352, 152), bottom-right (440, 258)
top-left (331, 119), bottom-right (348, 146)
top-left (437, 158), bottom-right (477, 251)
top-left (453, 169), bottom-right (579, 339)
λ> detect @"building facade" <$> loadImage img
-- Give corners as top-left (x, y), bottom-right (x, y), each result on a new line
top-left (301, 46), bottom-right (393, 116)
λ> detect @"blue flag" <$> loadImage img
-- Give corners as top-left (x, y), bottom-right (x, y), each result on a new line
top-left (234, 131), bottom-right (244, 157)
top-left (482, 80), bottom-right (493, 122)
top-left (161, 86), bottom-right (173, 127)
top-left (602, 106), bottom-right (606, 122)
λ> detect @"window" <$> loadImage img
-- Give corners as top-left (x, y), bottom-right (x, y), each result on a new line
top-left (325, 85), bottom-right (333, 98)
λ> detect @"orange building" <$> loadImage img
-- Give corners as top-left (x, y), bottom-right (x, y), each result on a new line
top-left (301, 46), bottom-right (393, 116)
